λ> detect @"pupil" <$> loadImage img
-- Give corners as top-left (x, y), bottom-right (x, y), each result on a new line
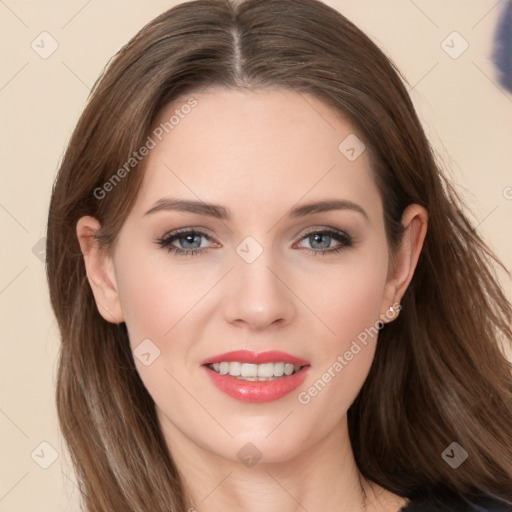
top-left (310, 233), bottom-right (331, 249)
top-left (182, 234), bottom-right (201, 249)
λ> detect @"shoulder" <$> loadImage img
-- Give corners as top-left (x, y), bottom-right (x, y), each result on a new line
top-left (400, 490), bottom-right (512, 512)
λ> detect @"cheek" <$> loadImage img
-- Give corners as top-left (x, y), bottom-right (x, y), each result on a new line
top-left (296, 243), bottom-right (388, 413)
top-left (114, 244), bottom-right (214, 348)
top-left (112, 247), bottom-right (207, 417)
top-left (307, 243), bottom-right (389, 354)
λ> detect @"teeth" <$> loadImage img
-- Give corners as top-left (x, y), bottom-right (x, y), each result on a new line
top-left (257, 363), bottom-right (274, 377)
top-left (273, 362), bottom-right (284, 377)
top-left (229, 362), bottom-right (241, 376)
top-left (240, 363), bottom-right (258, 377)
top-left (209, 361), bottom-right (303, 380)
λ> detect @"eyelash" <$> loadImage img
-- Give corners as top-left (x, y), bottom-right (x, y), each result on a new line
top-left (155, 228), bottom-right (354, 257)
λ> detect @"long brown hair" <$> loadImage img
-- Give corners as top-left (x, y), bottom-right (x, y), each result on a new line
top-left (46, 0), bottom-right (512, 510)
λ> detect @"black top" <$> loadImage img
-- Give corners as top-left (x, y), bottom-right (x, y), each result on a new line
top-left (401, 491), bottom-right (512, 511)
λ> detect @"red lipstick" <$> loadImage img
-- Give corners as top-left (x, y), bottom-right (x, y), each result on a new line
top-left (200, 350), bottom-right (310, 403)
top-left (200, 350), bottom-right (309, 366)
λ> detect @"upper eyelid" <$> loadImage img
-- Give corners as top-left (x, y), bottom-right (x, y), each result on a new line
top-left (297, 226), bottom-right (348, 237)
top-left (161, 225), bottom-right (349, 237)
top-left (161, 227), bottom-right (215, 239)
top-left (291, 226), bottom-right (353, 244)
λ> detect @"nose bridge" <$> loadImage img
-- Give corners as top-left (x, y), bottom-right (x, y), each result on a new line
top-left (223, 239), bottom-right (295, 329)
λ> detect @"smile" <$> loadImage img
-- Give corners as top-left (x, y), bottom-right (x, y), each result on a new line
top-left (200, 350), bottom-right (311, 403)
top-left (208, 361), bottom-right (303, 381)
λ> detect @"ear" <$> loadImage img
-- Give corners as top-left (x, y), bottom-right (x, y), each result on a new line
top-left (380, 204), bottom-right (428, 323)
top-left (76, 216), bottom-right (124, 324)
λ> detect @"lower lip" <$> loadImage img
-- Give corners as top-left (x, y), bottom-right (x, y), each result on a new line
top-left (202, 365), bottom-right (310, 403)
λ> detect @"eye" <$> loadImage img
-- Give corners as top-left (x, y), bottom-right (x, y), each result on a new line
top-left (156, 227), bottom-right (354, 257)
top-left (295, 229), bottom-right (353, 255)
top-left (156, 229), bottom-right (215, 256)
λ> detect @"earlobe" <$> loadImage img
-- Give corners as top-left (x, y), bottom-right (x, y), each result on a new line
top-left (380, 204), bottom-right (428, 322)
top-left (76, 216), bottom-right (124, 324)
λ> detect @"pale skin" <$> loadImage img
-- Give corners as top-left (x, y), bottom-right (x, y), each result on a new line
top-left (77, 88), bottom-right (428, 512)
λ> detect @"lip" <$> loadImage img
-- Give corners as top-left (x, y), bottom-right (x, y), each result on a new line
top-left (202, 364), bottom-right (310, 403)
top-left (200, 350), bottom-right (310, 366)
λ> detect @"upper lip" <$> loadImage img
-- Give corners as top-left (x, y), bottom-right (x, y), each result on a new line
top-left (200, 350), bottom-right (310, 366)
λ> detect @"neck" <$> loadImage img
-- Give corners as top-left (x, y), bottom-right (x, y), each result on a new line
top-left (158, 411), bottom-right (404, 512)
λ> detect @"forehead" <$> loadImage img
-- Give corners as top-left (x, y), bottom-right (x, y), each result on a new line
top-left (132, 87), bottom-right (381, 219)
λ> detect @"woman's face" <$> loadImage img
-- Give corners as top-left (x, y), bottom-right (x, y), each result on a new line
top-left (93, 88), bottom-right (409, 463)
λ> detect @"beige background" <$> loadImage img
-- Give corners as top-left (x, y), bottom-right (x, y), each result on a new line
top-left (1, 1), bottom-right (511, 510)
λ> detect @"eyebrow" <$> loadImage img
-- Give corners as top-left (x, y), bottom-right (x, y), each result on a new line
top-left (144, 198), bottom-right (369, 222)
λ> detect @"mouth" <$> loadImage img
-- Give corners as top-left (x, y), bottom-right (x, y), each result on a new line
top-left (200, 350), bottom-right (311, 403)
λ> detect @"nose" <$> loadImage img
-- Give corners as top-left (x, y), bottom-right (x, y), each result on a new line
top-left (222, 252), bottom-right (296, 331)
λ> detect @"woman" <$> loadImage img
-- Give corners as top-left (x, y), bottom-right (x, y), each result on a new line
top-left (46, 0), bottom-right (512, 510)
